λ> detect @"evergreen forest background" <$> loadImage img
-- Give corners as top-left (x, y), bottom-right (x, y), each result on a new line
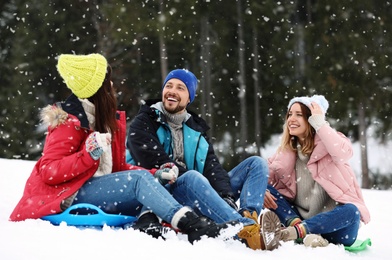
top-left (1, 0), bottom-right (391, 189)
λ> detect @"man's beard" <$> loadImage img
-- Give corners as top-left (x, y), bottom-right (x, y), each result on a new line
top-left (163, 100), bottom-right (187, 114)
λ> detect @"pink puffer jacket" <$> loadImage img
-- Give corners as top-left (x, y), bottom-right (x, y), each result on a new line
top-left (268, 123), bottom-right (370, 224)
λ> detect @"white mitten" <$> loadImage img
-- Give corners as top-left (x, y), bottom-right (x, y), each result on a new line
top-left (155, 162), bottom-right (179, 185)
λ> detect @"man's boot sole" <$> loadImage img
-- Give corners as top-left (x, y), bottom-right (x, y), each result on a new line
top-left (259, 210), bottom-right (281, 250)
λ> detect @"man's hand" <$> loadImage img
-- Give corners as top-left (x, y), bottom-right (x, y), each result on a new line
top-left (154, 162), bottom-right (179, 185)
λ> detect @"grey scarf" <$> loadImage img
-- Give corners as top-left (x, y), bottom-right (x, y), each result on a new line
top-left (162, 107), bottom-right (187, 168)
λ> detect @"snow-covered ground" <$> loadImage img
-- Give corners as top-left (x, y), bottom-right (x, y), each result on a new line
top-left (0, 158), bottom-right (389, 260)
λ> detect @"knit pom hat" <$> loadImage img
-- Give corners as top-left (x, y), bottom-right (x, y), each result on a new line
top-left (288, 95), bottom-right (329, 114)
top-left (162, 69), bottom-right (198, 103)
top-left (57, 53), bottom-right (108, 99)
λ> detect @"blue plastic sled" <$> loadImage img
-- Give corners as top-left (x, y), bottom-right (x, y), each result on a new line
top-left (41, 203), bottom-right (137, 228)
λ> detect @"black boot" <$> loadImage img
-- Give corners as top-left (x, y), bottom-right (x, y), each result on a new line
top-left (177, 211), bottom-right (233, 244)
top-left (133, 212), bottom-right (174, 239)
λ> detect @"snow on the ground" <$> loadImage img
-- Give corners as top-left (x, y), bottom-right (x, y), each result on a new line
top-left (0, 158), bottom-right (389, 260)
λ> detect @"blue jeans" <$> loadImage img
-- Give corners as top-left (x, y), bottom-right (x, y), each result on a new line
top-left (167, 170), bottom-right (255, 226)
top-left (268, 185), bottom-right (360, 246)
top-left (71, 170), bottom-right (183, 224)
top-left (228, 156), bottom-right (269, 215)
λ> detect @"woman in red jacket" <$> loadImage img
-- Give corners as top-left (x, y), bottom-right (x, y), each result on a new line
top-left (9, 53), bottom-right (231, 244)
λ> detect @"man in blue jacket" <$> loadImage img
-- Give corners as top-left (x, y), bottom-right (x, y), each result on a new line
top-left (127, 69), bottom-right (277, 250)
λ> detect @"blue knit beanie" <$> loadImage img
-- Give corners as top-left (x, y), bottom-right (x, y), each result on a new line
top-left (162, 69), bottom-right (198, 103)
top-left (288, 95), bottom-right (329, 114)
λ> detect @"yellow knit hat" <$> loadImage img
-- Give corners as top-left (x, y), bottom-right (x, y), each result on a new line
top-left (57, 53), bottom-right (108, 98)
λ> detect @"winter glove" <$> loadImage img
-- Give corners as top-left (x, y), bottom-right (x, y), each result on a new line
top-left (222, 195), bottom-right (239, 212)
top-left (154, 162), bottom-right (179, 185)
top-left (85, 132), bottom-right (112, 160)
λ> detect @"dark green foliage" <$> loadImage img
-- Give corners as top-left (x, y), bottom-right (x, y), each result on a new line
top-left (371, 172), bottom-right (392, 190)
top-left (0, 0), bottom-right (391, 183)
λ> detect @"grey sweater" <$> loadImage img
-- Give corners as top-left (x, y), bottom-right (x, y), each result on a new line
top-left (293, 145), bottom-right (337, 219)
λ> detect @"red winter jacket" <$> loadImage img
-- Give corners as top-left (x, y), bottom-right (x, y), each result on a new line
top-left (10, 95), bottom-right (155, 221)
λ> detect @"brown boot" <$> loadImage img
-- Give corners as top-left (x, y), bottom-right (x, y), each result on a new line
top-left (259, 210), bottom-right (282, 250)
top-left (237, 210), bottom-right (262, 250)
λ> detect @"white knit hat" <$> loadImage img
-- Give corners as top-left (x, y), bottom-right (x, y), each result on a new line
top-left (287, 95), bottom-right (329, 114)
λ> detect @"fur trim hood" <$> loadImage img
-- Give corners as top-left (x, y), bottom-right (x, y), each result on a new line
top-left (39, 94), bottom-right (90, 130)
top-left (40, 105), bottom-right (69, 129)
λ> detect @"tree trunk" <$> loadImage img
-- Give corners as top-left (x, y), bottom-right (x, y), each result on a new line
top-left (159, 0), bottom-right (168, 81)
top-left (358, 101), bottom-right (370, 188)
top-left (252, 25), bottom-right (261, 155)
top-left (236, 0), bottom-right (247, 158)
top-left (200, 15), bottom-right (213, 136)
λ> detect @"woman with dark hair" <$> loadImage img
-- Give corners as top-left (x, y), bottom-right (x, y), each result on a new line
top-left (264, 95), bottom-right (370, 248)
top-left (9, 53), bottom-right (233, 244)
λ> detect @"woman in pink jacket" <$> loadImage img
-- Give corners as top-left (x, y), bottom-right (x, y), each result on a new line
top-left (264, 95), bottom-right (370, 248)
top-left (9, 53), bottom-right (232, 244)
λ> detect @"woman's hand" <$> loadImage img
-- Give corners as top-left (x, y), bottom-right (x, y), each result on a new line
top-left (85, 132), bottom-right (112, 160)
top-left (263, 189), bottom-right (278, 210)
top-left (309, 101), bottom-right (323, 116)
